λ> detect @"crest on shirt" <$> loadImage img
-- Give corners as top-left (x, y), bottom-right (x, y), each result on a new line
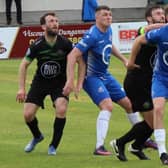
top-left (150, 50), bottom-right (157, 68)
top-left (102, 44), bottom-right (112, 65)
top-left (163, 50), bottom-right (168, 66)
top-left (40, 61), bottom-right (61, 78)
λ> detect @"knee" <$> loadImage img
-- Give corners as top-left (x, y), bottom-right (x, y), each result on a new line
top-left (56, 106), bottom-right (67, 118)
top-left (123, 99), bottom-right (132, 113)
top-left (101, 103), bottom-right (113, 112)
top-left (105, 104), bottom-right (113, 112)
top-left (23, 111), bottom-right (34, 122)
top-left (154, 106), bottom-right (164, 120)
top-left (99, 99), bottom-right (113, 112)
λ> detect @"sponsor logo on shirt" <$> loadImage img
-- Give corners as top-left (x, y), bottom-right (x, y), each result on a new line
top-left (40, 61), bottom-right (61, 78)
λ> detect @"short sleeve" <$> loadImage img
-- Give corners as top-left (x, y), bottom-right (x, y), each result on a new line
top-left (145, 28), bottom-right (161, 44)
top-left (75, 30), bottom-right (96, 53)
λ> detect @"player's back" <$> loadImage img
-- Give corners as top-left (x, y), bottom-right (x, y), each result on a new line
top-left (147, 25), bottom-right (168, 81)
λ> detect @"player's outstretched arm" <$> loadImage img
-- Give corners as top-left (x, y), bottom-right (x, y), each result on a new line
top-left (144, 23), bottom-right (166, 32)
top-left (127, 34), bottom-right (147, 70)
top-left (63, 47), bottom-right (83, 96)
top-left (75, 55), bottom-right (86, 99)
top-left (16, 58), bottom-right (31, 103)
top-left (112, 44), bottom-right (128, 67)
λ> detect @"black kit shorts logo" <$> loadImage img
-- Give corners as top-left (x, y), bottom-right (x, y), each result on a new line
top-left (40, 61), bottom-right (61, 78)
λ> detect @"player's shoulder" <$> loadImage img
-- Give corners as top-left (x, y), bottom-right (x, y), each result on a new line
top-left (161, 24), bottom-right (168, 31)
top-left (87, 25), bottom-right (98, 37)
top-left (84, 25), bottom-right (104, 42)
top-left (57, 35), bottom-right (73, 50)
top-left (30, 36), bottom-right (44, 48)
top-left (58, 34), bottom-right (72, 44)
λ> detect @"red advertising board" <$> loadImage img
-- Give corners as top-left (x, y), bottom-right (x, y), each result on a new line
top-left (119, 29), bottom-right (137, 41)
top-left (0, 21), bottom-right (146, 59)
top-left (9, 23), bottom-right (92, 58)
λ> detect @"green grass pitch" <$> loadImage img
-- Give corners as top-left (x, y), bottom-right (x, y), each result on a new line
top-left (0, 57), bottom-right (167, 168)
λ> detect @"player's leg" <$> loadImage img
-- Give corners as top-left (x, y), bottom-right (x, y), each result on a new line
top-left (110, 97), bottom-right (133, 161)
top-left (94, 98), bottom-right (113, 155)
top-left (153, 97), bottom-right (168, 164)
top-left (123, 74), bottom-right (142, 125)
top-left (110, 96), bottom-right (150, 160)
top-left (23, 79), bottom-right (46, 152)
top-left (152, 77), bottom-right (168, 165)
top-left (24, 103), bottom-right (44, 152)
top-left (111, 120), bottom-right (151, 161)
top-left (106, 75), bottom-right (132, 160)
top-left (113, 97), bottom-right (150, 160)
top-left (48, 97), bottom-right (68, 155)
top-left (83, 76), bottom-right (112, 156)
top-left (124, 74), bottom-right (157, 150)
top-left (132, 111), bottom-right (157, 150)
top-left (128, 120), bottom-right (152, 160)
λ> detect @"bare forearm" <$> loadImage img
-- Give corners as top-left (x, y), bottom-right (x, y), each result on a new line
top-left (76, 57), bottom-right (86, 89)
top-left (18, 58), bottom-right (30, 90)
top-left (63, 48), bottom-right (83, 96)
top-left (129, 35), bottom-right (146, 64)
top-left (18, 64), bottom-right (26, 90)
top-left (112, 44), bottom-right (127, 64)
top-left (66, 54), bottom-right (77, 83)
top-left (145, 23), bottom-right (166, 33)
top-left (112, 45), bottom-right (126, 61)
top-left (16, 59), bottom-right (30, 103)
top-left (67, 48), bottom-right (83, 81)
top-left (127, 35), bottom-right (147, 70)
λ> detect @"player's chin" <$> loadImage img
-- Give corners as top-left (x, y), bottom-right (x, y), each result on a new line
top-left (51, 29), bottom-right (58, 34)
top-left (105, 21), bottom-right (112, 26)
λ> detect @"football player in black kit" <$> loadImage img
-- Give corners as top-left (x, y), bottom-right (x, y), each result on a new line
top-left (16, 12), bottom-right (84, 155)
top-left (110, 5), bottom-right (165, 161)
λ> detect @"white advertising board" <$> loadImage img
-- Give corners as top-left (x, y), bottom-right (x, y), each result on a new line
top-left (0, 27), bottom-right (18, 59)
top-left (112, 21), bottom-right (147, 53)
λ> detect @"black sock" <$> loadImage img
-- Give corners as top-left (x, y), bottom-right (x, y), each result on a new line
top-left (50, 117), bottom-right (66, 149)
top-left (26, 117), bottom-right (42, 139)
top-left (132, 121), bottom-right (153, 150)
top-left (117, 121), bottom-right (150, 145)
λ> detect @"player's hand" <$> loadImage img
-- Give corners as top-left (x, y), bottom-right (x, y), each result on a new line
top-left (74, 89), bottom-right (79, 99)
top-left (16, 89), bottom-right (26, 103)
top-left (126, 61), bottom-right (140, 70)
top-left (63, 80), bottom-right (74, 96)
top-left (74, 84), bottom-right (82, 99)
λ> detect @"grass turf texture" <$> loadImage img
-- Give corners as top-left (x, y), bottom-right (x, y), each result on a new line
top-left (0, 57), bottom-right (166, 168)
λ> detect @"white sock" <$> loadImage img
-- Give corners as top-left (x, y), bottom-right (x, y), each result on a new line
top-left (127, 112), bottom-right (142, 125)
top-left (154, 129), bottom-right (167, 156)
top-left (96, 110), bottom-right (111, 149)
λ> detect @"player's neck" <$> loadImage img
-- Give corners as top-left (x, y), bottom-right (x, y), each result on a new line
top-left (45, 35), bottom-right (57, 44)
top-left (96, 23), bottom-right (108, 33)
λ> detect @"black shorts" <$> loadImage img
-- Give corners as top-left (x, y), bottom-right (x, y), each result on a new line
top-left (25, 76), bottom-right (68, 109)
top-left (123, 73), bottom-right (153, 112)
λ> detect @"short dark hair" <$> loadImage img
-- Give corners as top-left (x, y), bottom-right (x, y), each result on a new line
top-left (164, 5), bottom-right (168, 16)
top-left (40, 12), bottom-right (56, 25)
top-left (145, 5), bottom-right (163, 18)
top-left (95, 5), bottom-right (111, 13)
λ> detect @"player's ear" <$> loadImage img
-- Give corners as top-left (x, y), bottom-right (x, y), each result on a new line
top-left (146, 16), bottom-right (152, 24)
top-left (41, 24), bottom-right (46, 31)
